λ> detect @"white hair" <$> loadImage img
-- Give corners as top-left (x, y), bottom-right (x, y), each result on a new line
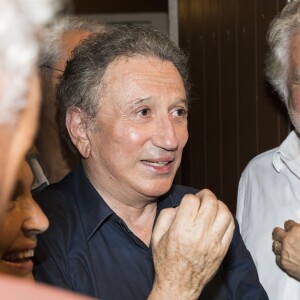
top-left (39, 15), bottom-right (106, 71)
top-left (0, 0), bottom-right (60, 124)
top-left (265, 0), bottom-right (300, 106)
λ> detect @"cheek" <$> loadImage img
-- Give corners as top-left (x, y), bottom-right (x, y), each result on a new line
top-left (290, 87), bottom-right (300, 112)
top-left (127, 127), bottom-right (144, 143)
top-left (176, 124), bottom-right (189, 148)
top-left (0, 216), bottom-right (19, 256)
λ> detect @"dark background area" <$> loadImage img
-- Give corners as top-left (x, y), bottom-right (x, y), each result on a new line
top-left (71, 0), bottom-right (289, 213)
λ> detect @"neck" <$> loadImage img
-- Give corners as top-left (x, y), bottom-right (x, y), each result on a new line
top-left (83, 161), bottom-right (157, 245)
top-left (116, 202), bottom-right (157, 246)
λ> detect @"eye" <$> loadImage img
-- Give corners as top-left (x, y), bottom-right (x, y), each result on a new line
top-left (173, 108), bottom-right (188, 118)
top-left (177, 108), bottom-right (187, 116)
top-left (137, 108), bottom-right (151, 117)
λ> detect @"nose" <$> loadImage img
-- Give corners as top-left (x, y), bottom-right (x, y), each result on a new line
top-left (152, 115), bottom-right (179, 151)
top-left (22, 197), bottom-right (49, 237)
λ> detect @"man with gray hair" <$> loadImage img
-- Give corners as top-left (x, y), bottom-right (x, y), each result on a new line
top-left (237, 1), bottom-right (300, 299)
top-left (34, 24), bottom-right (267, 299)
top-left (34, 16), bottom-right (106, 186)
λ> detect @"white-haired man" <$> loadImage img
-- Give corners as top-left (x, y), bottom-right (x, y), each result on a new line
top-left (237, 1), bottom-right (300, 299)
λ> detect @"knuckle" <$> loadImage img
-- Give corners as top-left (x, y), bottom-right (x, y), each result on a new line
top-left (160, 207), bottom-right (174, 216)
top-left (182, 193), bottom-right (199, 204)
top-left (217, 200), bottom-right (229, 211)
top-left (202, 194), bottom-right (218, 207)
top-left (272, 227), bottom-right (279, 236)
top-left (202, 188), bottom-right (216, 197)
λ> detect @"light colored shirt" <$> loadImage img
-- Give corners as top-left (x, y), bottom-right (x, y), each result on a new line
top-left (236, 130), bottom-right (300, 300)
top-left (26, 153), bottom-right (49, 191)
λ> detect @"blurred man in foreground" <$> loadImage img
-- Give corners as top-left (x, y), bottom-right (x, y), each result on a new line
top-left (0, 0), bottom-right (90, 298)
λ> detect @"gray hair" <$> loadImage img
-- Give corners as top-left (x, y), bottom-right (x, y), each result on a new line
top-left (265, 0), bottom-right (300, 105)
top-left (57, 24), bottom-right (190, 151)
top-left (0, 0), bottom-right (60, 124)
top-left (40, 15), bottom-right (106, 74)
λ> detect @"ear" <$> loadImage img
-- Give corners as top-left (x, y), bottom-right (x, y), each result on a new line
top-left (66, 108), bottom-right (91, 158)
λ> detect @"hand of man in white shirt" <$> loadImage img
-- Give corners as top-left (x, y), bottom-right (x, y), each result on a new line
top-left (149, 189), bottom-right (235, 300)
top-left (273, 220), bottom-right (300, 280)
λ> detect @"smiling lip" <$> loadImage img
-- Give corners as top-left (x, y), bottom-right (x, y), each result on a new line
top-left (141, 159), bottom-right (174, 174)
top-left (1, 248), bottom-right (35, 272)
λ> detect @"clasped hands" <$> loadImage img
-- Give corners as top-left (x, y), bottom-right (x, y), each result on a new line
top-left (149, 189), bottom-right (235, 300)
top-left (272, 220), bottom-right (300, 280)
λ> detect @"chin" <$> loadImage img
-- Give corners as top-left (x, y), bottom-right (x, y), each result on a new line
top-left (0, 265), bottom-right (34, 281)
top-left (144, 179), bottom-right (174, 198)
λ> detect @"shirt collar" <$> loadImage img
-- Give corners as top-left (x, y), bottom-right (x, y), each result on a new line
top-left (74, 163), bottom-right (196, 241)
top-left (73, 162), bottom-right (114, 240)
top-left (273, 130), bottom-right (300, 178)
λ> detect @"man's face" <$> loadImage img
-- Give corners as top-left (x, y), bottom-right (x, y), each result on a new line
top-left (86, 55), bottom-right (188, 203)
top-left (287, 32), bottom-right (300, 133)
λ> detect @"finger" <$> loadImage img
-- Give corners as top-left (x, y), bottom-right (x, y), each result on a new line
top-left (194, 189), bottom-right (219, 229)
top-left (284, 219), bottom-right (298, 231)
top-left (272, 241), bottom-right (282, 256)
top-left (173, 193), bottom-right (201, 226)
top-left (275, 254), bottom-right (282, 269)
top-left (152, 208), bottom-right (177, 245)
top-left (272, 227), bottom-right (286, 242)
top-left (195, 188), bottom-right (217, 200)
top-left (221, 214), bottom-right (235, 248)
top-left (211, 200), bottom-right (233, 239)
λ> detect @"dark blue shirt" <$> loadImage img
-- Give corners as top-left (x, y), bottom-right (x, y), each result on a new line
top-left (34, 163), bottom-right (268, 300)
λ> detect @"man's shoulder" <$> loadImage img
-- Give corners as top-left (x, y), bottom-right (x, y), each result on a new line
top-left (34, 172), bottom-right (83, 242)
top-left (242, 147), bottom-right (278, 175)
top-left (33, 171), bottom-right (76, 214)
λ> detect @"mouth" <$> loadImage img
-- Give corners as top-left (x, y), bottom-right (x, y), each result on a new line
top-left (2, 249), bottom-right (34, 264)
top-left (141, 159), bottom-right (175, 174)
top-left (142, 160), bottom-right (173, 166)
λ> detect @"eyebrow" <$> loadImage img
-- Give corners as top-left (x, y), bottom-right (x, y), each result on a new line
top-left (132, 97), bottom-right (152, 105)
top-left (132, 97), bottom-right (188, 106)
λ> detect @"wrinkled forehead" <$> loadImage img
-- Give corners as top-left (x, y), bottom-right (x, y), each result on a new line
top-left (101, 55), bottom-right (185, 91)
